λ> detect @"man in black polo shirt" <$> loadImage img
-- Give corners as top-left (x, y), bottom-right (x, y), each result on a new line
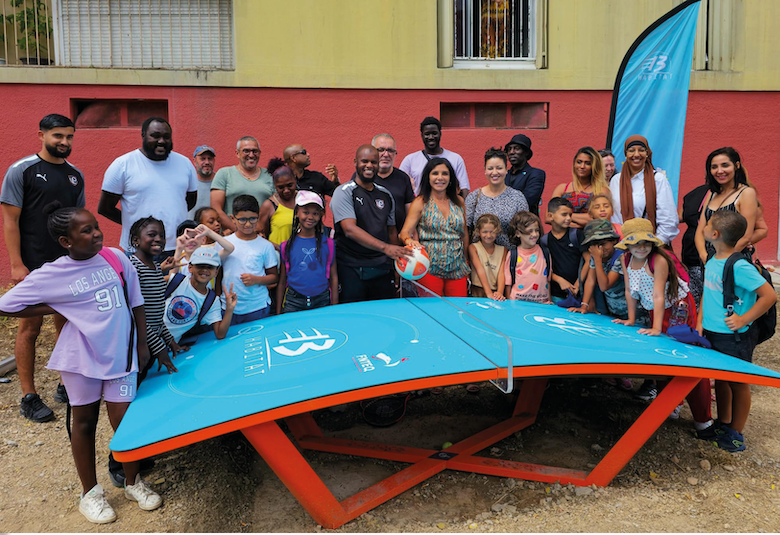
top-left (504, 134), bottom-right (546, 216)
top-left (371, 133), bottom-right (415, 232)
top-left (0, 114), bottom-right (85, 422)
top-left (284, 143), bottom-right (340, 197)
top-left (330, 145), bottom-right (410, 303)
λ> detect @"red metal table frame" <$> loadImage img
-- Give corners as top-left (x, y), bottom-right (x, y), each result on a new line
top-left (241, 374), bottom-right (700, 529)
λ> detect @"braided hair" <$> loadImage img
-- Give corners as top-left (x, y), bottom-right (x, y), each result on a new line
top-left (284, 205), bottom-right (326, 268)
top-left (44, 201), bottom-right (85, 242)
top-left (128, 216), bottom-right (166, 250)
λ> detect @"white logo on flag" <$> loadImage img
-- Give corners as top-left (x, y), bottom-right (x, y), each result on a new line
top-left (639, 53), bottom-right (672, 80)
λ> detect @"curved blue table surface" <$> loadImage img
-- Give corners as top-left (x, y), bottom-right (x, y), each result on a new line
top-left (111, 298), bottom-right (780, 453)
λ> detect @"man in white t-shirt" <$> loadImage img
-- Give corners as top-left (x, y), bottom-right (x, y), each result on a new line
top-left (98, 117), bottom-right (198, 258)
top-left (398, 116), bottom-right (469, 198)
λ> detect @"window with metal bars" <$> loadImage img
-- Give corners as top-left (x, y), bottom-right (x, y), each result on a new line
top-left (454, 0), bottom-right (536, 61)
top-left (54, 0), bottom-right (233, 69)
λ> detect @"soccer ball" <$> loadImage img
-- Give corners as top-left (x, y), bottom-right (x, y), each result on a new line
top-left (395, 246), bottom-right (430, 281)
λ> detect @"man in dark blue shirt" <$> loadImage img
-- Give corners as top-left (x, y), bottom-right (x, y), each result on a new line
top-left (504, 134), bottom-right (546, 216)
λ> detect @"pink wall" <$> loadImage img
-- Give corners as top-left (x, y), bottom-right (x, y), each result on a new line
top-left (1, 84), bottom-right (778, 283)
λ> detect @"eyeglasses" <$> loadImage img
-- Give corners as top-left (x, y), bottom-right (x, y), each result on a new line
top-left (376, 147), bottom-right (397, 154)
top-left (241, 149), bottom-right (260, 155)
top-left (291, 149), bottom-right (308, 157)
top-left (236, 217), bottom-right (258, 225)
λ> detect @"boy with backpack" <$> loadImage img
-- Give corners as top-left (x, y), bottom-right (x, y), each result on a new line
top-left (163, 247), bottom-right (237, 344)
top-left (543, 198), bottom-right (583, 303)
top-left (698, 210), bottom-right (777, 452)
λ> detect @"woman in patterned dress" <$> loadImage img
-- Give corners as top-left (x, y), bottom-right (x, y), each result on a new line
top-left (399, 157), bottom-right (470, 297)
top-left (465, 147), bottom-right (529, 249)
top-left (550, 146), bottom-right (610, 229)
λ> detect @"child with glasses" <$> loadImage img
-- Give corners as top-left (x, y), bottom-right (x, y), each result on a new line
top-left (221, 195), bottom-right (279, 325)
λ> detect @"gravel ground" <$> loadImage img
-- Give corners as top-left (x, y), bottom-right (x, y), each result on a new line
top-left (1, 291), bottom-right (779, 533)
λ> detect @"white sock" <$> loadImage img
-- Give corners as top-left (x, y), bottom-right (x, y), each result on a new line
top-left (693, 420), bottom-right (713, 431)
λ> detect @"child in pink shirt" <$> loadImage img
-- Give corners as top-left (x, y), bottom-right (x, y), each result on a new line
top-left (0, 204), bottom-right (172, 524)
top-left (504, 211), bottom-right (552, 303)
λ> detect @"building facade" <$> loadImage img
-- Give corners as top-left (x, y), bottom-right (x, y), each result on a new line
top-left (1, 0), bottom-right (778, 282)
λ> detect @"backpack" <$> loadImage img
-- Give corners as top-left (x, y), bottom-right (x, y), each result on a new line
top-left (164, 272), bottom-right (218, 338)
top-left (509, 245), bottom-right (551, 286)
top-left (97, 248), bottom-right (135, 373)
top-left (722, 253), bottom-right (776, 345)
top-left (540, 228), bottom-right (579, 251)
top-left (624, 248), bottom-right (690, 283)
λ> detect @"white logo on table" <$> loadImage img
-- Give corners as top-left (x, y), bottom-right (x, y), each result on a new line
top-left (524, 314), bottom-right (641, 341)
top-left (272, 328), bottom-right (336, 356)
top-left (466, 301), bottom-right (504, 310)
top-left (353, 352), bottom-right (410, 373)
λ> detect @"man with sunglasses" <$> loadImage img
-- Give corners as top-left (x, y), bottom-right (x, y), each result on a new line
top-left (283, 143), bottom-right (340, 197)
top-left (211, 136), bottom-right (274, 233)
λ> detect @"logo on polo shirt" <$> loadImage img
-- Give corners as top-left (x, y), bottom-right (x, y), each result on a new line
top-left (68, 175), bottom-right (79, 186)
top-left (375, 199), bottom-right (385, 209)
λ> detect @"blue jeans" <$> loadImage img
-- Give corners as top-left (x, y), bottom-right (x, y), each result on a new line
top-left (282, 287), bottom-right (330, 313)
top-left (229, 306), bottom-right (270, 326)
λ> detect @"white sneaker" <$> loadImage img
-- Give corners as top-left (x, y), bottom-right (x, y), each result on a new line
top-left (669, 404), bottom-right (683, 420)
top-left (79, 484), bottom-right (117, 524)
top-left (124, 474), bottom-right (163, 511)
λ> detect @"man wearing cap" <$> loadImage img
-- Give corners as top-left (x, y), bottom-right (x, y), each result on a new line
top-left (504, 134), bottom-right (545, 216)
top-left (188, 145), bottom-right (216, 219)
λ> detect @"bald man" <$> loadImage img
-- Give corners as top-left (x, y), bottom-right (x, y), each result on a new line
top-left (283, 143), bottom-right (339, 197)
top-left (329, 145), bottom-right (410, 303)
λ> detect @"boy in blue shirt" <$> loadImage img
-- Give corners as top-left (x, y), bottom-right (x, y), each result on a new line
top-left (697, 210), bottom-right (776, 452)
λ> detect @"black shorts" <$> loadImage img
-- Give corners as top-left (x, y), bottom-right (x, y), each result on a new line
top-left (703, 326), bottom-right (758, 363)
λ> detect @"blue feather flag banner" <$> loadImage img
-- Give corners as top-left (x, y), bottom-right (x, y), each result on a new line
top-left (607, 0), bottom-right (701, 202)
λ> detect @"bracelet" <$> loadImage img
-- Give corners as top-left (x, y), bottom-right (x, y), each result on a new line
top-left (582, 303), bottom-right (589, 309)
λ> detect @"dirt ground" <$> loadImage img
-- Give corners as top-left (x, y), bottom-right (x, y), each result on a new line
top-left (1, 294), bottom-right (779, 533)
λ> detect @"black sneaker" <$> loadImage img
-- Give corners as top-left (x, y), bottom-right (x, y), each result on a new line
top-left (634, 381), bottom-right (658, 401)
top-left (19, 393), bottom-right (55, 423)
top-left (695, 420), bottom-right (725, 440)
top-left (713, 425), bottom-right (746, 453)
top-left (53, 383), bottom-right (69, 404)
top-left (108, 453), bottom-right (156, 488)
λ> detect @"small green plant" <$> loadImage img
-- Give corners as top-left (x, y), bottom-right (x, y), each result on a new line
top-left (5, 0), bottom-right (53, 57)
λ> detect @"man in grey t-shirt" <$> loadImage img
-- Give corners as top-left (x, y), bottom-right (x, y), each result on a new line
top-left (188, 145), bottom-right (215, 219)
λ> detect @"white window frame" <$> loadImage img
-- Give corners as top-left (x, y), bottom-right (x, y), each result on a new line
top-left (439, 0), bottom-right (547, 70)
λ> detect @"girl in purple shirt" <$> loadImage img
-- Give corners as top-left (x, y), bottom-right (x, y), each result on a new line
top-left (0, 204), bottom-right (172, 524)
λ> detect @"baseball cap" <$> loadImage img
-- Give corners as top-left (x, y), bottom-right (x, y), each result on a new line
top-left (193, 145), bottom-right (216, 158)
top-left (189, 247), bottom-right (221, 267)
top-left (295, 190), bottom-right (324, 209)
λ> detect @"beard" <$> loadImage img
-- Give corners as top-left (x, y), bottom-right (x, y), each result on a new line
top-left (197, 166), bottom-right (214, 178)
top-left (143, 139), bottom-right (173, 161)
top-left (45, 142), bottom-right (72, 159)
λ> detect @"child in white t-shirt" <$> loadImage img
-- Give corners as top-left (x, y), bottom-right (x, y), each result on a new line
top-left (221, 194), bottom-right (279, 324)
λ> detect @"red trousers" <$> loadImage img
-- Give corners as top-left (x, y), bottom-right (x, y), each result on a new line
top-left (418, 274), bottom-right (468, 297)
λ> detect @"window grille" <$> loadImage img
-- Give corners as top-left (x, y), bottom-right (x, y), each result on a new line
top-left (55, 0), bottom-right (233, 69)
top-left (454, 0), bottom-right (536, 61)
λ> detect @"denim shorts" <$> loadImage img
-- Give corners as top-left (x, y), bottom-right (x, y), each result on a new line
top-left (282, 287), bottom-right (330, 313)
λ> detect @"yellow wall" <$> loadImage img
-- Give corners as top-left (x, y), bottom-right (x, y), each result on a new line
top-left (1, 0), bottom-right (778, 91)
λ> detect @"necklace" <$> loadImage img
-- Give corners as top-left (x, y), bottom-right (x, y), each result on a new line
top-left (237, 165), bottom-right (260, 180)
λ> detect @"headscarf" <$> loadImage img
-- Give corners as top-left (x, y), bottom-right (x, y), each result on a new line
top-left (619, 135), bottom-right (657, 229)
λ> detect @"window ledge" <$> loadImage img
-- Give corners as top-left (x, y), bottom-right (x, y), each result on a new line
top-left (451, 59), bottom-right (537, 70)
